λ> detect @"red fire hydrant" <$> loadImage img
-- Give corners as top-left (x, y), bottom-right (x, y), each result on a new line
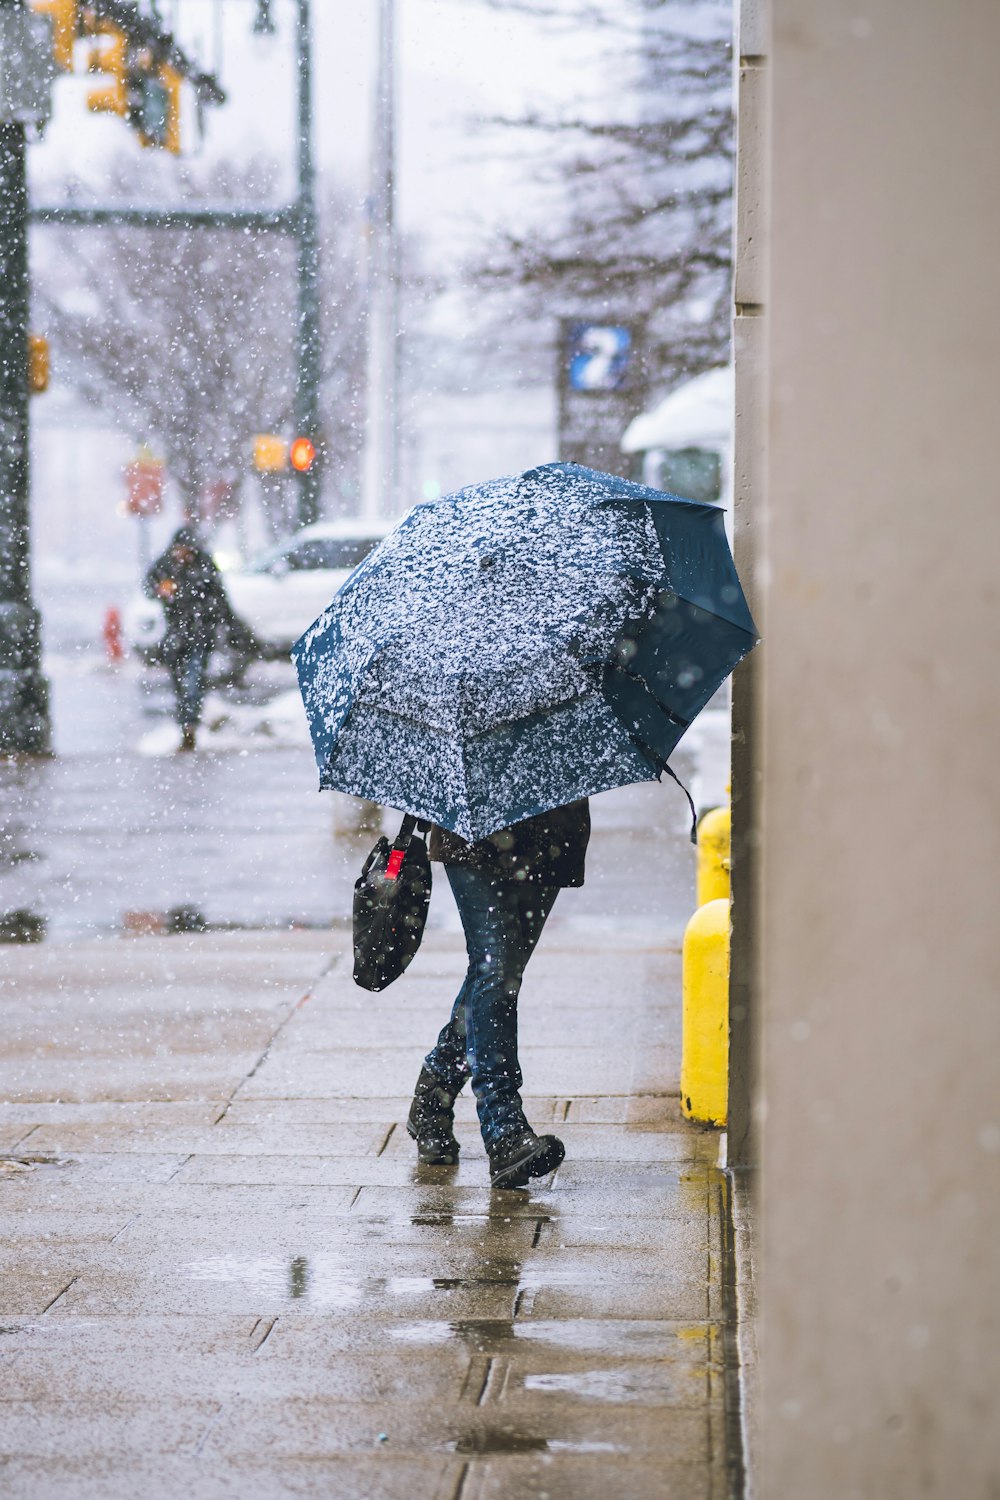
top-left (103, 605), bottom-right (125, 664)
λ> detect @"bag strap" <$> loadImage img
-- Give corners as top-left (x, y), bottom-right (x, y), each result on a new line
top-left (390, 814), bottom-right (431, 853)
top-left (384, 814), bottom-right (431, 882)
top-left (663, 762), bottom-right (699, 845)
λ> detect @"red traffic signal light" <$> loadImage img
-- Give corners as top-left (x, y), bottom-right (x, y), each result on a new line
top-left (289, 436), bottom-right (317, 473)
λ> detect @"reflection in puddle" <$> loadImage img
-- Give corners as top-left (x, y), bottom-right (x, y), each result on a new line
top-left (288, 1255), bottom-right (309, 1299)
top-left (386, 1276), bottom-right (436, 1295)
top-left (524, 1367), bottom-right (675, 1403)
top-left (185, 1256), bottom-right (504, 1309)
top-left (451, 1431), bottom-right (622, 1455)
top-left (390, 1317), bottom-right (687, 1355)
top-left (0, 1154), bottom-right (70, 1175)
top-left (409, 1214), bottom-right (491, 1228)
top-left (391, 1319), bottom-right (521, 1349)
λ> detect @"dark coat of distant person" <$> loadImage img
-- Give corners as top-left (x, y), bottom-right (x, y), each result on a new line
top-left (144, 527), bottom-right (251, 661)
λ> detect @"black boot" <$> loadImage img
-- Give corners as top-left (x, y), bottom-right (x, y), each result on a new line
top-left (488, 1127), bottom-right (564, 1190)
top-left (407, 1066), bottom-right (460, 1165)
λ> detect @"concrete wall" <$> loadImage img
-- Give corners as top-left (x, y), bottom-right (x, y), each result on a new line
top-left (739, 1), bottom-right (1000, 1492)
top-left (728, 0), bottom-right (768, 1173)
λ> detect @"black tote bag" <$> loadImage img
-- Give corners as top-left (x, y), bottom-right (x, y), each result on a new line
top-left (352, 815), bottom-right (432, 992)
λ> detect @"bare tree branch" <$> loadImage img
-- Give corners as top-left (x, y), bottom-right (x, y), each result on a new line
top-left (33, 158), bottom-right (373, 527)
top-left (464, 0), bottom-right (734, 394)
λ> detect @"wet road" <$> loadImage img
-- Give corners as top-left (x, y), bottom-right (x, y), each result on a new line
top-left (0, 637), bottom-right (712, 943)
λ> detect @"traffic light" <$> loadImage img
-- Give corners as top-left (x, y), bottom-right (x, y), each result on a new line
top-left (28, 336), bottom-right (50, 396)
top-left (30, 0), bottom-right (78, 71)
top-left (86, 23), bottom-right (128, 117)
top-left (289, 437), bottom-right (317, 473)
top-left (254, 434), bottom-right (288, 473)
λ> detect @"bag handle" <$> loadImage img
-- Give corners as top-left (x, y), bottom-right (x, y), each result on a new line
top-left (385, 814), bottom-right (431, 880)
top-left (391, 814), bottom-right (430, 852)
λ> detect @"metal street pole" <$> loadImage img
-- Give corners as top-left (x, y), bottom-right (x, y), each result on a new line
top-left (294, 0), bottom-right (321, 528)
top-left (360, 0), bottom-right (398, 520)
top-left (0, 0), bottom-right (50, 753)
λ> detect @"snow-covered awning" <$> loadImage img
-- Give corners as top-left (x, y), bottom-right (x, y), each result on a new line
top-left (621, 366), bottom-right (734, 454)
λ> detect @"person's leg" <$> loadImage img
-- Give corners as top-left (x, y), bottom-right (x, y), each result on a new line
top-left (482, 880), bottom-right (568, 1186)
top-left (446, 867), bottom-right (561, 1154)
top-left (444, 865), bottom-right (525, 1146)
top-left (167, 654), bottom-right (194, 750)
top-left (513, 882), bottom-right (560, 971)
top-left (167, 655), bottom-right (185, 725)
top-left (423, 878), bottom-right (560, 1099)
top-left (408, 960), bottom-right (472, 1165)
top-left (423, 972), bottom-right (472, 1096)
top-left (180, 650), bottom-right (209, 728)
top-left (408, 869), bottom-right (561, 1176)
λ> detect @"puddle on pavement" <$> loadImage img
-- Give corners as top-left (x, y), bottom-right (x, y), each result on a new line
top-left (186, 1256), bottom-right (520, 1309)
top-left (0, 896), bottom-right (340, 944)
top-left (288, 1256), bottom-right (309, 1299)
top-left (120, 909), bottom-right (332, 938)
top-left (523, 1368), bottom-right (675, 1403)
top-left (0, 1155), bottom-right (71, 1175)
top-left (450, 1431), bottom-right (622, 1455)
top-left (188, 1256), bottom-right (376, 1308)
top-left (390, 1321), bottom-right (464, 1346)
top-left (409, 1215), bottom-right (492, 1227)
top-left (391, 1318), bottom-right (690, 1355)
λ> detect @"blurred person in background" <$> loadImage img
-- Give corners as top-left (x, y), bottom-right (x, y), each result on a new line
top-left (144, 526), bottom-right (256, 752)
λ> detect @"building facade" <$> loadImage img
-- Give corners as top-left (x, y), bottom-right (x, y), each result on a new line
top-left (731, 1), bottom-right (1000, 1492)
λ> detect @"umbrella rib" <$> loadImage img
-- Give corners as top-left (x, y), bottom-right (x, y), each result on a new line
top-left (670, 599), bottom-right (757, 637)
top-left (615, 667), bottom-right (692, 729)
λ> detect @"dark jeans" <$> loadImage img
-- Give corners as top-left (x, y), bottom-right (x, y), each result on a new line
top-left (424, 865), bottom-right (558, 1148)
top-left (168, 649), bottom-right (210, 727)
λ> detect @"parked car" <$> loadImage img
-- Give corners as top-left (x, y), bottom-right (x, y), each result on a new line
top-left (621, 366), bottom-right (733, 513)
top-left (124, 518), bottom-right (393, 663)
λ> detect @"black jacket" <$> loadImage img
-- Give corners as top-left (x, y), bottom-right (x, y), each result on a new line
top-left (429, 799), bottom-right (590, 888)
top-left (144, 528), bottom-right (252, 660)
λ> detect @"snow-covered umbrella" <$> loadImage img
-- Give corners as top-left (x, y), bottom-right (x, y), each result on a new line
top-left (292, 463), bottom-right (757, 841)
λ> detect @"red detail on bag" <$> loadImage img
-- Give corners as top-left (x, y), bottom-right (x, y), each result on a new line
top-left (385, 849), bottom-right (405, 880)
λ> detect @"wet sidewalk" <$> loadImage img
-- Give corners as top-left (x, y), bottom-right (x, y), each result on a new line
top-left (0, 918), bottom-right (736, 1499)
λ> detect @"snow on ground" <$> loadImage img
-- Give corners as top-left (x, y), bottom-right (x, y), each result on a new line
top-left (137, 689), bottom-right (311, 757)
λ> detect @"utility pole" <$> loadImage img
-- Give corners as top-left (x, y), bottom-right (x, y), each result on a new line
top-left (293, 0), bottom-right (321, 528)
top-left (360, 0), bottom-right (398, 520)
top-left (0, 0), bottom-right (53, 753)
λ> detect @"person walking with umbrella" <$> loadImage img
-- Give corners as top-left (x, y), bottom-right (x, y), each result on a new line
top-left (145, 526), bottom-right (255, 752)
top-left (294, 462), bottom-right (758, 1187)
top-left (406, 799), bottom-right (591, 1188)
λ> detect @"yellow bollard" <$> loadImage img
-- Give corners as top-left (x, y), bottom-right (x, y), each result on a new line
top-left (681, 898), bottom-right (730, 1125)
top-left (696, 804), bottom-right (731, 906)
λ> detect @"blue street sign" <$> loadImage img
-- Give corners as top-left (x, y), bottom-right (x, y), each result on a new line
top-left (567, 323), bottom-right (633, 392)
